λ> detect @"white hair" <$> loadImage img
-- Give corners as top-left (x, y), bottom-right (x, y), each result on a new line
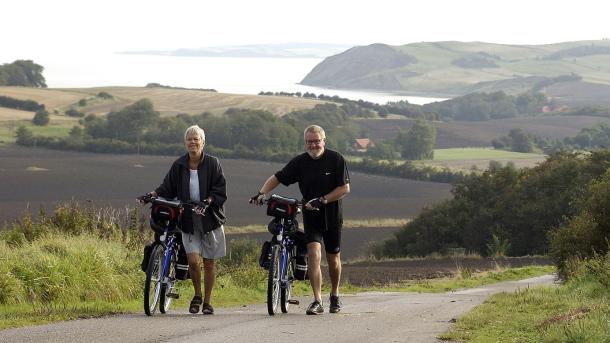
top-left (303, 124), bottom-right (325, 139)
top-left (184, 125), bottom-right (205, 142)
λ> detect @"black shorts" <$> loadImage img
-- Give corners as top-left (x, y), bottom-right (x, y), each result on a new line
top-left (303, 213), bottom-right (341, 254)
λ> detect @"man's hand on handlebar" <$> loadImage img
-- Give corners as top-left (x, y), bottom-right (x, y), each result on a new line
top-left (249, 192), bottom-right (265, 205)
top-left (305, 197), bottom-right (323, 211)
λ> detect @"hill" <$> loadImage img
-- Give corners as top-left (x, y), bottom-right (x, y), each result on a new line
top-left (301, 40), bottom-right (610, 104)
top-left (0, 86), bottom-right (324, 118)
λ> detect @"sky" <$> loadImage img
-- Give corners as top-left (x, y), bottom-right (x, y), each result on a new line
top-left (2, 0), bottom-right (609, 61)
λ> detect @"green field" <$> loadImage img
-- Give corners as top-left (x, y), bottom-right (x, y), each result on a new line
top-left (0, 118), bottom-right (75, 143)
top-left (432, 147), bottom-right (545, 161)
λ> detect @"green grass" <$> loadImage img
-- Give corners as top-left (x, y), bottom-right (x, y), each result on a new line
top-left (0, 228), bottom-right (554, 330)
top-left (432, 147), bottom-right (545, 161)
top-left (440, 272), bottom-right (610, 342)
top-left (0, 119), bottom-right (75, 143)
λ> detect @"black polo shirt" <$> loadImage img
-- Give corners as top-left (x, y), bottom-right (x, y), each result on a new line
top-left (275, 149), bottom-right (350, 229)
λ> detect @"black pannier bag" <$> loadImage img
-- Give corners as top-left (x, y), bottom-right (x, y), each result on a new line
top-left (294, 231), bottom-right (308, 280)
top-left (141, 242), bottom-right (156, 272)
top-left (174, 235), bottom-right (190, 280)
top-left (259, 241), bottom-right (272, 269)
top-left (267, 194), bottom-right (298, 219)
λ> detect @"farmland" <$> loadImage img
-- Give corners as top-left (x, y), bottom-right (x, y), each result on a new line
top-left (0, 86), bottom-right (324, 118)
top-left (356, 115), bottom-right (610, 148)
top-left (0, 144), bottom-right (452, 227)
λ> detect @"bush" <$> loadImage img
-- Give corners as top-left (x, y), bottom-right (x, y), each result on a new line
top-left (32, 109), bottom-right (49, 126)
top-left (550, 170), bottom-right (610, 280)
top-left (96, 91), bottom-right (114, 99)
top-left (65, 108), bottom-right (84, 118)
top-left (78, 98), bottom-right (87, 106)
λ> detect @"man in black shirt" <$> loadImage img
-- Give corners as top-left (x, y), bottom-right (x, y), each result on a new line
top-left (251, 125), bottom-right (350, 315)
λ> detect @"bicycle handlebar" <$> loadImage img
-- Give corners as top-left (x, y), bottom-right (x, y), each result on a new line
top-left (137, 194), bottom-right (210, 215)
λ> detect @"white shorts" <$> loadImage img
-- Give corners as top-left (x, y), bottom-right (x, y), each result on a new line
top-left (181, 226), bottom-right (226, 259)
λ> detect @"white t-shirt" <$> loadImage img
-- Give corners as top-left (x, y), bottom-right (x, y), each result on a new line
top-left (189, 169), bottom-right (204, 233)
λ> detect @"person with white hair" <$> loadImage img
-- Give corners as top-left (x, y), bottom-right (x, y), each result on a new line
top-left (251, 124), bottom-right (350, 315)
top-left (148, 124), bottom-right (227, 315)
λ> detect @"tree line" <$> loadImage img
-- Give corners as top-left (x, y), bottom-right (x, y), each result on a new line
top-left (377, 149), bottom-right (610, 278)
top-left (493, 122), bottom-right (610, 154)
top-left (15, 98), bottom-right (464, 183)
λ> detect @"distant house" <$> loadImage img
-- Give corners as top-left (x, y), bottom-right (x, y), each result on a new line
top-left (352, 138), bottom-right (375, 152)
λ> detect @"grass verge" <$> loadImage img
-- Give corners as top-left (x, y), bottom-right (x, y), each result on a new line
top-left (440, 270), bottom-right (610, 342)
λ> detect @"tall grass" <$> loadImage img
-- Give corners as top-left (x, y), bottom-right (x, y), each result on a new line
top-left (0, 202), bottom-right (270, 329)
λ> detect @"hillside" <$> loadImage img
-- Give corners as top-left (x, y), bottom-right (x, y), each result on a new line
top-left (355, 115), bottom-right (610, 148)
top-left (0, 86), bottom-right (324, 118)
top-left (301, 40), bottom-right (610, 103)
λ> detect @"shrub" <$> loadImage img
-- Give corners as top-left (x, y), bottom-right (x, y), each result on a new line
top-left (96, 91), bottom-right (113, 99)
top-left (65, 108), bottom-right (84, 118)
top-left (32, 109), bottom-right (50, 126)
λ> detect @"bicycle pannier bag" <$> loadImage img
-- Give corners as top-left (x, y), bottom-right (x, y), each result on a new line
top-left (294, 232), bottom-right (308, 280)
top-left (150, 203), bottom-right (181, 233)
top-left (259, 241), bottom-right (272, 269)
top-left (141, 242), bottom-right (155, 272)
top-left (266, 195), bottom-right (298, 219)
top-left (174, 236), bottom-right (190, 280)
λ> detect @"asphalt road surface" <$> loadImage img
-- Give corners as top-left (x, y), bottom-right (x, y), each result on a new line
top-left (0, 275), bottom-right (557, 343)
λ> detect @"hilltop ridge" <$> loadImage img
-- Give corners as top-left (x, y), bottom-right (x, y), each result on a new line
top-left (301, 39), bottom-right (610, 105)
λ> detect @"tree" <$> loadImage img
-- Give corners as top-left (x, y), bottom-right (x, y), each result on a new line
top-left (396, 119), bottom-right (436, 160)
top-left (32, 109), bottom-right (50, 126)
top-left (0, 60), bottom-right (47, 87)
top-left (105, 99), bottom-right (160, 142)
top-left (15, 126), bottom-right (34, 145)
top-left (509, 128), bottom-right (533, 152)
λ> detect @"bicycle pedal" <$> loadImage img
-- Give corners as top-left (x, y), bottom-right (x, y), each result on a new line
top-left (288, 300), bottom-right (299, 305)
top-left (166, 292), bottom-right (180, 299)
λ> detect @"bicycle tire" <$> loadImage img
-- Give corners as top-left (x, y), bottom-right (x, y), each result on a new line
top-left (280, 252), bottom-right (295, 313)
top-left (144, 244), bottom-right (164, 316)
top-left (267, 244), bottom-right (281, 315)
top-left (159, 249), bottom-right (177, 313)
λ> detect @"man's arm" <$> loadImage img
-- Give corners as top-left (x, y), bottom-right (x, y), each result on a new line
top-left (250, 175), bottom-right (281, 204)
top-left (322, 183), bottom-right (350, 204)
top-left (259, 175), bottom-right (281, 194)
top-left (305, 183), bottom-right (350, 210)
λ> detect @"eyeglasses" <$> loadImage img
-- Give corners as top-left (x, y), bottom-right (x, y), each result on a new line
top-left (305, 139), bottom-right (324, 145)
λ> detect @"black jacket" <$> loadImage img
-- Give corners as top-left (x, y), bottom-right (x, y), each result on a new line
top-left (155, 153), bottom-right (227, 234)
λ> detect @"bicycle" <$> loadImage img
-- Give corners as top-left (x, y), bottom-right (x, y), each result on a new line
top-left (138, 194), bottom-right (207, 316)
top-left (256, 194), bottom-right (304, 315)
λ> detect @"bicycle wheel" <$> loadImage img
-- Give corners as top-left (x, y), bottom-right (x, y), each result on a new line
top-left (280, 252), bottom-right (295, 313)
top-left (267, 244), bottom-right (281, 315)
top-left (159, 249), bottom-right (177, 313)
top-left (144, 244), bottom-right (164, 316)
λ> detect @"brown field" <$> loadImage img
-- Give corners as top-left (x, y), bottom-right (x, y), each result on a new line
top-left (356, 115), bottom-right (610, 148)
top-left (0, 144), bottom-right (452, 227)
top-left (229, 227), bottom-right (402, 262)
top-left (338, 256), bottom-right (552, 286)
top-left (0, 86), bottom-right (325, 117)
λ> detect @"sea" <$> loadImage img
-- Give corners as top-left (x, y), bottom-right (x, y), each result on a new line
top-left (29, 52), bottom-right (445, 105)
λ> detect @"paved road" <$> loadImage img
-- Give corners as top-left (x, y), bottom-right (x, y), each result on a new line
top-left (0, 275), bottom-right (557, 343)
